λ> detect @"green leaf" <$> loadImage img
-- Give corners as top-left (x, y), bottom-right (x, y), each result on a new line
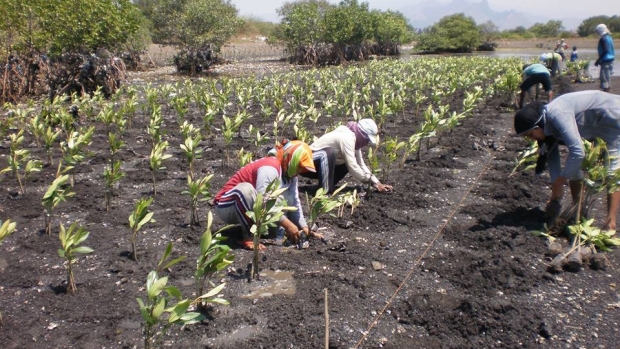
top-left (152, 297), bottom-right (166, 318)
top-left (197, 282), bottom-right (226, 300)
top-left (73, 246), bottom-right (94, 254)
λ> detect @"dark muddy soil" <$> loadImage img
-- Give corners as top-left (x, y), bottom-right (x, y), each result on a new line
top-left (1, 65), bottom-right (620, 349)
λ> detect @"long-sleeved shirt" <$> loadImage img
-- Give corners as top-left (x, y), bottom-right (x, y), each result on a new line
top-left (598, 33), bottom-right (616, 63)
top-left (310, 125), bottom-right (379, 185)
top-left (543, 91), bottom-right (620, 181)
top-left (214, 157), bottom-right (307, 228)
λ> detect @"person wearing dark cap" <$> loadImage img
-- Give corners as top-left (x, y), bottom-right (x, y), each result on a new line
top-left (301, 118), bottom-right (393, 194)
top-left (595, 23), bottom-right (615, 92)
top-left (514, 90), bottom-right (620, 230)
top-left (519, 63), bottom-right (553, 109)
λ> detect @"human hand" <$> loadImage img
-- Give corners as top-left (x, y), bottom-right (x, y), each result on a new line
top-left (284, 227), bottom-right (301, 244)
top-left (306, 225), bottom-right (324, 240)
top-left (375, 183), bottom-right (393, 192)
top-left (595, 59), bottom-right (600, 67)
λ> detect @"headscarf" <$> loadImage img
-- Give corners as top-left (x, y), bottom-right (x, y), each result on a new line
top-left (268, 139), bottom-right (315, 178)
top-left (347, 121), bottom-right (370, 150)
top-left (596, 23), bottom-right (611, 37)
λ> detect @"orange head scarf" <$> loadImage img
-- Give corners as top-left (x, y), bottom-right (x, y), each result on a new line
top-left (269, 139), bottom-right (315, 178)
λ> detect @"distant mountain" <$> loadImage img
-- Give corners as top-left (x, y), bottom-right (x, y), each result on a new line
top-left (397, 0), bottom-right (581, 31)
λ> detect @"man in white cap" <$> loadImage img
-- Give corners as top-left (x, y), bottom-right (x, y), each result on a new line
top-left (595, 23), bottom-right (615, 92)
top-left (301, 118), bottom-right (393, 193)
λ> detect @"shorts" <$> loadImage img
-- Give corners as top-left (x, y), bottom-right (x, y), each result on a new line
top-left (520, 73), bottom-right (552, 92)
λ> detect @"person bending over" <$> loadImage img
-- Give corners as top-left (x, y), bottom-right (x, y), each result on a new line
top-left (519, 63), bottom-right (553, 109)
top-left (301, 118), bottom-right (392, 194)
top-left (214, 139), bottom-right (317, 250)
top-left (514, 91), bottom-right (620, 231)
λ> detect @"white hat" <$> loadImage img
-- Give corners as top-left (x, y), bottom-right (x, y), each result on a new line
top-left (358, 119), bottom-right (378, 145)
top-left (596, 23), bottom-right (610, 36)
top-left (539, 53), bottom-right (548, 61)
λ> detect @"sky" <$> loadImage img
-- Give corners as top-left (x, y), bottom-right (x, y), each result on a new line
top-left (230, 0), bottom-right (619, 24)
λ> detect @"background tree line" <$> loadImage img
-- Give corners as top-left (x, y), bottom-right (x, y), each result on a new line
top-left (0, 0), bottom-right (617, 101)
top-left (415, 14), bottom-right (619, 54)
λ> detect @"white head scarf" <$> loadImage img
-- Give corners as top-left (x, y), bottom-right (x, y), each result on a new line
top-left (596, 24), bottom-right (611, 37)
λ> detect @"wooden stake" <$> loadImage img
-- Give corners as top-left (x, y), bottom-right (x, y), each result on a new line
top-left (325, 288), bottom-right (329, 349)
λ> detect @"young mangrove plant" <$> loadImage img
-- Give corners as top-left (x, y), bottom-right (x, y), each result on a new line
top-left (1, 130), bottom-right (42, 194)
top-left (0, 218), bottom-right (16, 325)
top-left (236, 146), bottom-right (254, 167)
top-left (42, 170), bottom-right (75, 235)
top-left (147, 105), bottom-right (164, 145)
top-left (246, 180), bottom-right (296, 280)
top-left (129, 197), bottom-right (155, 261)
top-left (181, 174), bottom-right (213, 227)
top-left (103, 160), bottom-right (124, 211)
top-left (221, 113), bottom-right (244, 166)
top-left (248, 124), bottom-right (270, 148)
top-left (509, 140), bottom-right (539, 177)
top-left (58, 222), bottom-right (93, 293)
top-left (305, 185), bottom-right (345, 237)
top-left (195, 211), bottom-right (234, 311)
top-left (137, 269), bottom-right (204, 349)
top-left (380, 136), bottom-right (406, 180)
top-left (366, 147), bottom-right (381, 194)
top-left (179, 124), bottom-right (202, 180)
top-left (61, 126), bottom-right (95, 187)
top-left (155, 242), bottom-right (187, 275)
top-left (149, 141), bottom-right (172, 195)
top-left (336, 187), bottom-right (361, 217)
top-left (0, 219), bottom-right (16, 243)
top-left (28, 112), bottom-right (45, 147)
top-left (43, 126), bottom-right (61, 166)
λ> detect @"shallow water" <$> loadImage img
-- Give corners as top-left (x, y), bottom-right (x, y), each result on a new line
top-left (403, 48), bottom-right (618, 80)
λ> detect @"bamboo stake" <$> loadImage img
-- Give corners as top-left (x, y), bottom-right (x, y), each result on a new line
top-left (324, 288), bottom-right (329, 349)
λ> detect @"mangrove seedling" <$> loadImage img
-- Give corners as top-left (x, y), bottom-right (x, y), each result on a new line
top-left (42, 172), bottom-right (75, 235)
top-left (305, 185), bottom-right (345, 237)
top-left (155, 242), bottom-right (187, 275)
top-left (221, 114), bottom-right (244, 166)
top-left (60, 126), bottom-right (94, 187)
top-left (129, 197), bottom-right (155, 261)
top-left (380, 136), bottom-right (406, 181)
top-left (509, 140), bottom-right (539, 177)
top-left (246, 180), bottom-right (297, 280)
top-left (1, 130), bottom-right (42, 194)
top-left (179, 126), bottom-right (203, 180)
top-left (136, 270), bottom-right (205, 349)
top-left (43, 126), bottom-right (61, 166)
top-left (58, 222), bottom-right (93, 293)
top-left (0, 219), bottom-right (16, 325)
top-left (103, 160), bottom-right (124, 211)
top-left (147, 105), bottom-right (164, 145)
top-left (336, 187), bottom-right (361, 217)
top-left (181, 174), bottom-right (213, 227)
top-left (237, 148), bottom-right (253, 168)
top-left (195, 211), bottom-right (234, 311)
top-left (0, 219), bottom-right (16, 243)
top-left (366, 147), bottom-right (381, 195)
top-left (149, 141), bottom-right (172, 195)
